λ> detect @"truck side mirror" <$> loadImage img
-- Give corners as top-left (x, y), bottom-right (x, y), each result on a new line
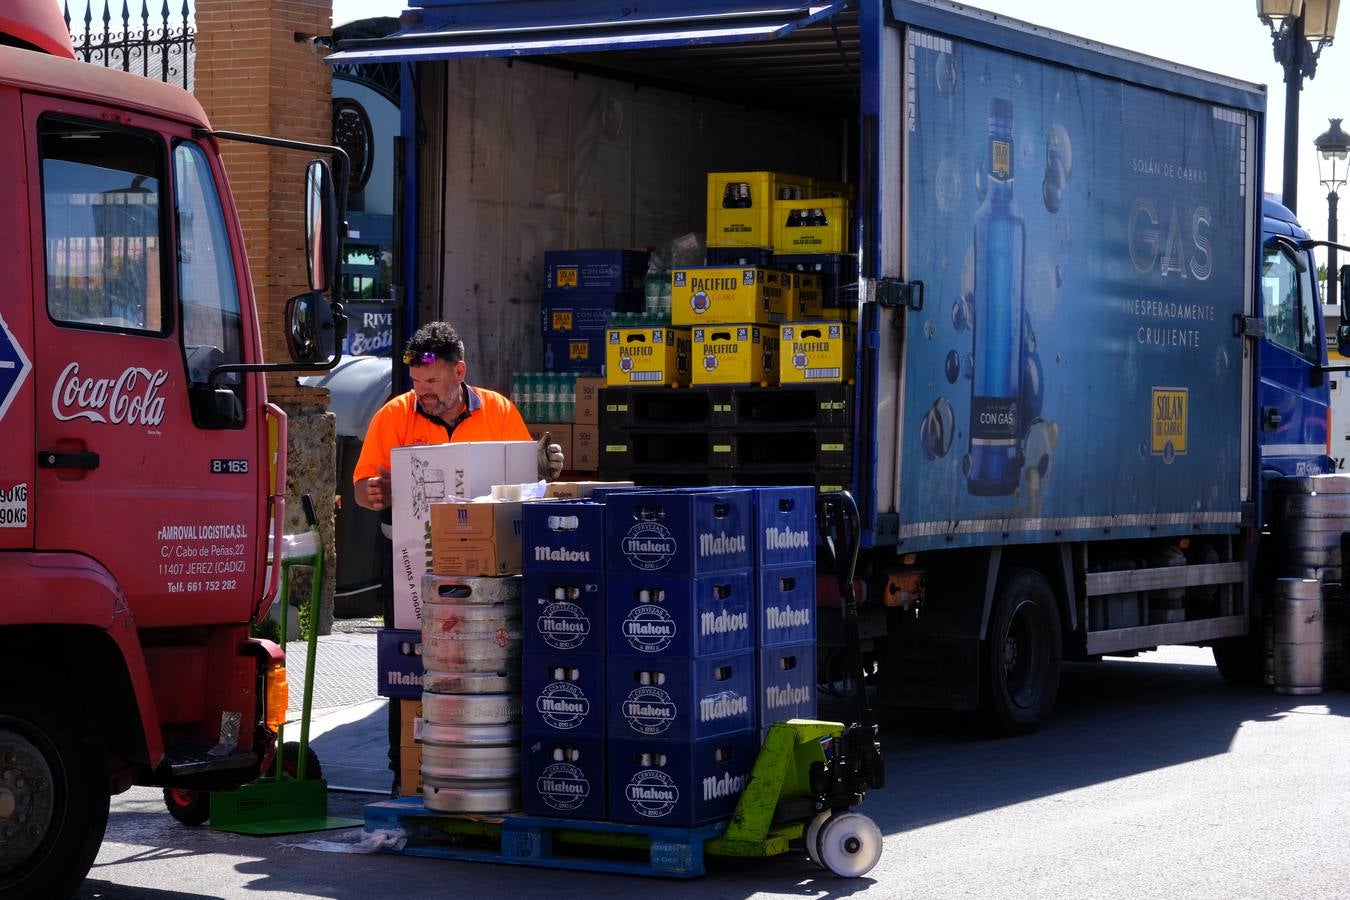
top-left (1341, 263), bottom-right (1350, 300)
top-left (304, 159), bottom-right (340, 294)
top-left (1338, 322), bottom-right (1350, 359)
top-left (285, 290), bottom-right (341, 363)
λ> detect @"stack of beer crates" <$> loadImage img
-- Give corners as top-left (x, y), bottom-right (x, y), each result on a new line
top-left (540, 248), bottom-right (648, 376)
top-left (602, 488), bottom-right (760, 827)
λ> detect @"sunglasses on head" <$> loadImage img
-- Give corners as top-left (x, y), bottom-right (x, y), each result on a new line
top-left (403, 351), bottom-right (458, 366)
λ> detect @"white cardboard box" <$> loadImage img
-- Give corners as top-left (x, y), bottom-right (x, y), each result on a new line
top-left (390, 441), bottom-right (536, 627)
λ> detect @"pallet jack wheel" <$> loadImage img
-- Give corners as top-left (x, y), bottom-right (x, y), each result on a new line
top-left (816, 812), bottom-right (883, 878)
top-left (805, 810), bottom-right (832, 866)
top-left (163, 787), bottom-right (211, 826)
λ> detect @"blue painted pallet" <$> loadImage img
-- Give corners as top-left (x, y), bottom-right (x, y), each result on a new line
top-left (363, 798), bottom-right (728, 879)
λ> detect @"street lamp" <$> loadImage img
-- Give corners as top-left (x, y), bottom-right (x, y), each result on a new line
top-left (1256, 0), bottom-right (1341, 215)
top-left (1315, 117), bottom-right (1350, 306)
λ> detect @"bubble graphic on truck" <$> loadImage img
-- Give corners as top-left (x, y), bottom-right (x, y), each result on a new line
top-left (920, 397), bottom-right (957, 460)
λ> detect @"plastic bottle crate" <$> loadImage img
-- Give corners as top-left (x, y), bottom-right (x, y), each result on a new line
top-left (600, 384), bottom-right (851, 431)
top-left (594, 461), bottom-right (852, 496)
top-left (598, 428), bottom-right (851, 471)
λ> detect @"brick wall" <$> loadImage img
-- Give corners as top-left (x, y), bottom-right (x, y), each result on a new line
top-left (196, 0), bottom-right (333, 405)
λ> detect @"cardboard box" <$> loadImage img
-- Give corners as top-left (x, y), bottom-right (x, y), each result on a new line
top-left (400, 698), bottom-right (422, 749)
top-left (545, 249), bottom-right (649, 292)
top-left (523, 571), bottom-right (606, 656)
top-left (765, 271), bottom-right (823, 319)
top-left (522, 654), bottom-right (606, 738)
top-left (692, 325), bottom-right (778, 386)
top-left (428, 499), bottom-right (523, 578)
top-left (706, 171), bottom-right (812, 249)
top-left (540, 290), bottom-right (643, 333)
top-left (522, 733), bottom-right (606, 820)
top-left (543, 334), bottom-right (606, 374)
top-left (779, 322), bottom-right (855, 384)
top-left (771, 198), bottom-right (852, 255)
top-left (573, 377), bottom-right (605, 424)
top-left (377, 628), bottom-right (423, 699)
top-left (569, 427), bottom-right (599, 473)
top-left (758, 643), bottom-right (817, 741)
top-left (670, 267), bottom-right (783, 326)
top-left (391, 441), bottom-right (536, 628)
top-left (603, 488), bottom-right (754, 576)
top-left (526, 422), bottom-right (573, 463)
top-left (605, 327), bottom-right (692, 387)
top-left (607, 730), bottom-right (759, 827)
top-left (399, 745), bottom-right (422, 797)
top-left (543, 479), bottom-right (632, 499)
top-left (757, 563), bottom-right (816, 647)
top-left (752, 486), bottom-right (816, 567)
top-left (521, 500), bottom-right (606, 573)
top-left (607, 570), bottom-right (754, 659)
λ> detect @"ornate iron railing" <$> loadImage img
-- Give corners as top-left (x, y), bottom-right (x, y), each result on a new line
top-left (65, 0), bottom-right (195, 90)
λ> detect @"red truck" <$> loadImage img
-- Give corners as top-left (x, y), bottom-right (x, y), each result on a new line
top-left (0, 2), bottom-right (345, 896)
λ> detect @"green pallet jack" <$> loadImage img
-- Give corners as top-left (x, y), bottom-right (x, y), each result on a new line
top-left (165, 495), bottom-right (361, 835)
top-left (705, 490), bottom-right (886, 877)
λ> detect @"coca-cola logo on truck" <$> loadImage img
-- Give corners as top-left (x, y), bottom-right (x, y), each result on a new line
top-left (52, 362), bottom-right (168, 426)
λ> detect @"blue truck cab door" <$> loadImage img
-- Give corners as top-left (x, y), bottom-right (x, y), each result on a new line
top-left (1258, 198), bottom-right (1332, 477)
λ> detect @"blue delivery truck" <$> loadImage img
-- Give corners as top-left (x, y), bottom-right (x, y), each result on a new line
top-left (331, 0), bottom-right (1350, 733)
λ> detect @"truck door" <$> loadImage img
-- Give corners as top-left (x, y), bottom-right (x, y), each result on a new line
top-left (1258, 236), bottom-right (1331, 475)
top-left (0, 87), bottom-right (35, 548)
top-left (25, 96), bottom-right (263, 626)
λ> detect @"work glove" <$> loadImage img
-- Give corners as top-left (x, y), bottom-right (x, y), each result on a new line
top-left (537, 432), bottom-right (565, 482)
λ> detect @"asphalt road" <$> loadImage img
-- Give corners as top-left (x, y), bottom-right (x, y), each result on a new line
top-left (77, 647), bottom-right (1350, 899)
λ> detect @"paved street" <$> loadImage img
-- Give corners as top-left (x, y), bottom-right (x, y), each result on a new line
top-left (77, 641), bottom-right (1350, 899)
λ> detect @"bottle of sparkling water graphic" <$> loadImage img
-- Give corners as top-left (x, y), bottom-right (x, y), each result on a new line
top-left (965, 97), bottom-right (1026, 496)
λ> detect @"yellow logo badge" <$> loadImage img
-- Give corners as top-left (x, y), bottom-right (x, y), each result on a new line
top-left (1151, 387), bottom-right (1188, 463)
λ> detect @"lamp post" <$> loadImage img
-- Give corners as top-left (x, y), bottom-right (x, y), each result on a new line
top-left (1315, 118), bottom-right (1350, 306)
top-left (1256, 0), bottom-right (1341, 215)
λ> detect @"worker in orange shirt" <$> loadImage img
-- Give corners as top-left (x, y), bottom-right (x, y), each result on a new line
top-left (353, 320), bottom-right (563, 511)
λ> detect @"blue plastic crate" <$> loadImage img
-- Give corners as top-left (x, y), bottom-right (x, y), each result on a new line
top-left (757, 563), bottom-right (816, 647)
top-left (607, 569), bottom-right (753, 659)
top-left (523, 571), bottom-right (606, 657)
top-left (522, 732), bottom-right (607, 821)
top-left (606, 651), bottom-right (755, 741)
top-left (544, 333), bottom-right (607, 373)
top-left (541, 290), bottom-right (644, 334)
top-left (522, 501), bottom-right (606, 574)
top-left (751, 486), bottom-right (816, 567)
top-left (604, 488), bottom-right (754, 576)
top-left (376, 628), bottom-right (423, 699)
top-left (523, 654), bottom-right (606, 738)
top-left (757, 643), bottom-right (816, 740)
top-left (607, 730), bottom-right (759, 827)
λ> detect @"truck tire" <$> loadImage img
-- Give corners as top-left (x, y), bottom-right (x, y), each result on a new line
top-left (1211, 634), bottom-right (1264, 683)
top-left (0, 678), bottom-right (110, 900)
top-left (981, 567), bottom-right (1062, 735)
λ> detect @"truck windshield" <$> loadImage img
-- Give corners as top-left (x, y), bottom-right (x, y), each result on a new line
top-left (39, 119), bottom-right (166, 333)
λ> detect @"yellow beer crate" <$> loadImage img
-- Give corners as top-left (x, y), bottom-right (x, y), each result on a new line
top-left (671, 266), bottom-right (784, 326)
top-left (780, 321), bottom-right (855, 384)
top-left (605, 326), bottom-right (692, 387)
top-left (765, 270), bottom-right (824, 319)
top-left (811, 178), bottom-right (857, 201)
top-left (772, 198), bottom-right (852, 255)
top-left (706, 170), bottom-right (812, 249)
top-left (692, 324), bottom-right (779, 386)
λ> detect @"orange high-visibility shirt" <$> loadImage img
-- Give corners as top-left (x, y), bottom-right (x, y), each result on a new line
top-left (352, 383), bottom-right (531, 483)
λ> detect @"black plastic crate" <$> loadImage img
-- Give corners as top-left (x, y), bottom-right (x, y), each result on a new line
top-left (600, 384), bottom-right (853, 431)
top-left (598, 428), bottom-right (715, 467)
top-left (731, 468), bottom-right (853, 494)
top-left (600, 387), bottom-right (714, 430)
top-left (717, 429), bottom-right (852, 469)
top-left (705, 246), bottom-right (774, 267)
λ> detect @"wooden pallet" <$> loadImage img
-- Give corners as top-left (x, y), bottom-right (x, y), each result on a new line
top-left (363, 798), bottom-right (728, 879)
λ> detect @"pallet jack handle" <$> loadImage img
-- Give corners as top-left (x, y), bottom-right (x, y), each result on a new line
top-left (815, 491), bottom-right (885, 795)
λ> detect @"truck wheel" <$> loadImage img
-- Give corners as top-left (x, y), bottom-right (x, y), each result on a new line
top-left (1212, 635), bottom-right (1264, 683)
top-left (982, 567), bottom-right (1062, 735)
top-left (0, 680), bottom-right (110, 900)
top-left (163, 788), bottom-right (211, 826)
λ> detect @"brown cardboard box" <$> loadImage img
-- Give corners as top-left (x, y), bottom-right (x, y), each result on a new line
top-left (525, 422), bottom-right (573, 463)
top-left (543, 479), bottom-right (634, 499)
top-left (574, 377), bottom-right (605, 425)
top-left (399, 698), bottom-right (422, 749)
top-left (571, 425), bottom-right (599, 472)
top-left (399, 745), bottom-right (422, 797)
top-left (429, 499), bottom-right (523, 576)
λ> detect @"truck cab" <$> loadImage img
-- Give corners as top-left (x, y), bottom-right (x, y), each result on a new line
top-left (1258, 197), bottom-right (1334, 478)
top-left (0, 3), bottom-right (344, 897)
